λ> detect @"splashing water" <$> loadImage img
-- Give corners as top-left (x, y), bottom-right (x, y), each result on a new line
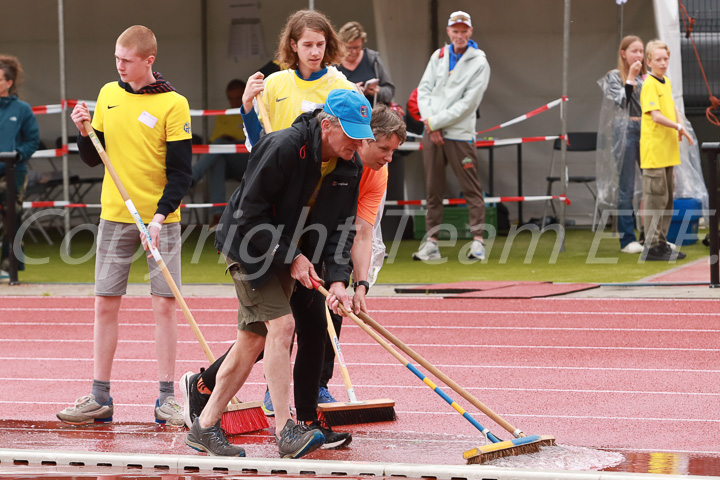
top-left (484, 444), bottom-right (625, 471)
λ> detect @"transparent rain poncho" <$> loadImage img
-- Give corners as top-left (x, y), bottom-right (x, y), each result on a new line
top-left (596, 69), bottom-right (642, 215)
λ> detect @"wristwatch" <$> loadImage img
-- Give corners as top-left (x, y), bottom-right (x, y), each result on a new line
top-left (352, 280), bottom-right (370, 293)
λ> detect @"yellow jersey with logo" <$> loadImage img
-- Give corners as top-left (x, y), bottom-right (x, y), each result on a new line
top-left (640, 75), bottom-right (680, 169)
top-left (261, 67), bottom-right (355, 131)
top-left (92, 82), bottom-right (192, 223)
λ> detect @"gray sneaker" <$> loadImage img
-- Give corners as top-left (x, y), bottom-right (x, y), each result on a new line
top-left (185, 419), bottom-right (246, 457)
top-left (276, 419), bottom-right (325, 459)
top-left (155, 396), bottom-right (185, 427)
top-left (57, 394), bottom-right (113, 425)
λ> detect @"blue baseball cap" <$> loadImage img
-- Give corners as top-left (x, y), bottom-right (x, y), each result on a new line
top-left (323, 89), bottom-right (374, 140)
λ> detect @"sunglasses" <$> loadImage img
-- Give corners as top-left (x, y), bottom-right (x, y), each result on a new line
top-left (450, 15), bottom-right (470, 23)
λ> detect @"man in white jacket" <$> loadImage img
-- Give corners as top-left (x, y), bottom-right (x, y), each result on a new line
top-left (413, 10), bottom-right (491, 261)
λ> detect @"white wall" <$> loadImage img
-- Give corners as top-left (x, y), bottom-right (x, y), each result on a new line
top-left (1, 0), bottom-right (656, 225)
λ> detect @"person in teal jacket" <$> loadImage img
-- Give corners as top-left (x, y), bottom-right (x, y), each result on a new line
top-left (0, 54), bottom-right (38, 276)
top-left (0, 54), bottom-right (39, 196)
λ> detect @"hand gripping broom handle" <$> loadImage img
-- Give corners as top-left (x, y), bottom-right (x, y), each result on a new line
top-left (324, 305), bottom-right (359, 403)
top-left (310, 279), bottom-right (502, 442)
top-left (356, 309), bottom-right (525, 438)
top-left (82, 121), bottom-right (241, 403)
top-left (255, 94), bottom-right (273, 133)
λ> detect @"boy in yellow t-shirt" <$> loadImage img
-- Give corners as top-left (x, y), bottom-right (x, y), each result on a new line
top-left (57, 25), bottom-right (192, 427)
top-left (639, 39), bottom-right (693, 261)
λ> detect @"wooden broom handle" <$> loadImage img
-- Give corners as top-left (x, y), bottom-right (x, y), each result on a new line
top-left (324, 305), bottom-right (359, 402)
top-left (307, 277), bottom-right (522, 437)
top-left (82, 121), bottom-right (240, 404)
top-left (356, 309), bottom-right (523, 437)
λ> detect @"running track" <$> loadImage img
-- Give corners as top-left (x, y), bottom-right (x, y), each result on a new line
top-left (1, 294), bottom-right (719, 474)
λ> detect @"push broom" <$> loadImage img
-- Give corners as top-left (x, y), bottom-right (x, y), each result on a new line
top-left (355, 310), bottom-right (555, 464)
top-left (316, 303), bottom-right (396, 426)
top-left (82, 120), bottom-right (267, 435)
top-left (310, 279), bottom-right (555, 464)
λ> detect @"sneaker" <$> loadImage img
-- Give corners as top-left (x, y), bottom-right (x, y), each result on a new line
top-left (0, 270), bottom-right (9, 280)
top-left (317, 386), bottom-right (337, 404)
top-left (155, 396), bottom-right (185, 427)
top-left (309, 419), bottom-right (352, 449)
top-left (620, 241), bottom-right (644, 254)
top-left (185, 418), bottom-right (246, 457)
top-left (412, 240), bottom-right (440, 261)
top-left (261, 388), bottom-right (274, 417)
top-left (276, 419), bottom-right (325, 459)
top-left (180, 371), bottom-right (209, 428)
top-left (57, 394), bottom-right (113, 425)
top-left (467, 239), bottom-right (486, 260)
top-left (643, 243), bottom-right (686, 261)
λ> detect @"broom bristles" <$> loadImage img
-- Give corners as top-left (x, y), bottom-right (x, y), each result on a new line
top-left (220, 400), bottom-right (269, 435)
top-left (464, 435), bottom-right (556, 465)
top-left (317, 399), bottom-right (396, 427)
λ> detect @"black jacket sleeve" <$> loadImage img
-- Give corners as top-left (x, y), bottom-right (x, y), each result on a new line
top-left (236, 137), bottom-right (304, 269)
top-left (76, 132), bottom-right (104, 167)
top-left (156, 138), bottom-right (192, 217)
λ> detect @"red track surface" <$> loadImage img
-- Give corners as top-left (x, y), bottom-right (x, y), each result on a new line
top-left (1, 294), bottom-right (719, 475)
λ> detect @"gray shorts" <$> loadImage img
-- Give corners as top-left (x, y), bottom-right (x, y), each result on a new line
top-left (95, 219), bottom-right (182, 297)
top-left (225, 257), bottom-right (295, 337)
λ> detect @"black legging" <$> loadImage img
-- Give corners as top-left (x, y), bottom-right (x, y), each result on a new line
top-left (198, 282), bottom-right (342, 422)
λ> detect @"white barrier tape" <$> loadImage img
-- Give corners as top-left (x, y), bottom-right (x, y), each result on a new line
top-left (398, 135), bottom-right (563, 152)
top-left (189, 107), bottom-right (243, 117)
top-left (30, 144), bottom-right (78, 158)
top-left (31, 100), bottom-right (96, 115)
top-left (476, 96), bottom-right (569, 135)
top-left (386, 195), bottom-right (570, 206)
top-left (19, 195), bottom-right (570, 210)
top-left (192, 144), bottom-right (250, 154)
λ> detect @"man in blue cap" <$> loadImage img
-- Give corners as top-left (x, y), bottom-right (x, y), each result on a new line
top-left (185, 89), bottom-right (373, 459)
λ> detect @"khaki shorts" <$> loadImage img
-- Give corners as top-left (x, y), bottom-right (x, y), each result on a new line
top-left (95, 219), bottom-right (182, 297)
top-left (225, 257), bottom-right (295, 337)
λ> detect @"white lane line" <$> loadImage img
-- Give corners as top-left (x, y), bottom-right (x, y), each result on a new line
top-left (3, 307), bottom-right (720, 317)
top-left (3, 339), bottom-right (716, 352)
top-left (3, 323), bottom-right (720, 334)
top-left (2, 377), bottom-right (718, 397)
top-left (1, 357), bottom-right (719, 373)
top-left (1, 401), bottom-right (717, 424)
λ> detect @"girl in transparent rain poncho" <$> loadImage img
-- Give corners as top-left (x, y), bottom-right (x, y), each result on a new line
top-left (596, 35), bottom-right (647, 254)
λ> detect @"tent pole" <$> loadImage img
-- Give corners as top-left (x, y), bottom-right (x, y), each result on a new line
top-left (559, 0), bottom-right (570, 250)
top-left (58, 0), bottom-right (71, 254)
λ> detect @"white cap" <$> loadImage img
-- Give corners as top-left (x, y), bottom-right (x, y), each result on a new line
top-left (448, 11), bottom-right (472, 28)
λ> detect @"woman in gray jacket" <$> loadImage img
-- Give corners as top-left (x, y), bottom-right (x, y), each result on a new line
top-left (337, 21), bottom-right (395, 106)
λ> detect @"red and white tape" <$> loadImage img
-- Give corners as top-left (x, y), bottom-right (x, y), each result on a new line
top-left (21, 195), bottom-right (570, 210)
top-left (192, 144), bottom-right (249, 154)
top-left (31, 100), bottom-right (95, 115)
top-left (398, 135), bottom-right (564, 151)
top-left (33, 100), bottom-right (240, 117)
top-left (189, 107), bottom-right (243, 117)
top-left (386, 195), bottom-right (570, 206)
top-left (476, 96), bottom-right (569, 135)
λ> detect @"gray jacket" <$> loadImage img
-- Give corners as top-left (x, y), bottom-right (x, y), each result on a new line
top-left (417, 44), bottom-right (490, 141)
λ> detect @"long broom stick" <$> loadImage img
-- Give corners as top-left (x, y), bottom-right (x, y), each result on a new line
top-left (310, 279), bottom-right (503, 440)
top-left (354, 312), bottom-right (555, 463)
top-left (81, 121), bottom-right (267, 434)
top-left (317, 304), bottom-right (396, 426)
top-left (310, 279), bottom-right (554, 464)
